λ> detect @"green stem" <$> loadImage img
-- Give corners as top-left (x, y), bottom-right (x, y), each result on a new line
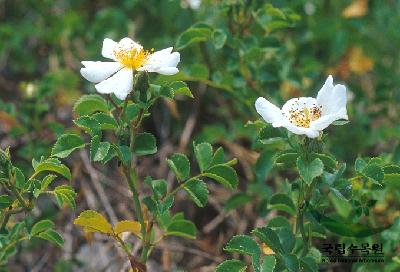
top-left (162, 175), bottom-right (203, 202)
top-left (116, 235), bottom-right (146, 272)
top-left (0, 236), bottom-right (28, 255)
top-left (123, 165), bottom-right (147, 260)
top-left (298, 210), bottom-right (308, 256)
top-left (7, 179), bottom-right (29, 210)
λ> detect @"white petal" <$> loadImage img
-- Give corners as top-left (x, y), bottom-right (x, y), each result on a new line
top-left (310, 108), bottom-right (348, 131)
top-left (316, 75), bottom-right (334, 101)
top-left (151, 67), bottom-right (179, 75)
top-left (95, 68), bottom-right (133, 100)
top-left (283, 121), bottom-right (320, 138)
top-left (281, 97), bottom-right (318, 117)
top-left (188, 0), bottom-right (201, 9)
top-left (140, 48), bottom-right (180, 75)
top-left (148, 48), bottom-right (178, 66)
top-left (102, 38), bottom-right (118, 60)
top-left (317, 75), bottom-right (347, 116)
top-left (117, 37), bottom-right (143, 51)
top-left (255, 97), bottom-right (285, 127)
top-left (80, 61), bottom-right (123, 83)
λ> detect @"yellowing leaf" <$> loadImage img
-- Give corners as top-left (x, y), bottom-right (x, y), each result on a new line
top-left (261, 243), bottom-right (276, 255)
top-left (350, 177), bottom-right (363, 190)
top-left (114, 220), bottom-right (142, 237)
top-left (342, 0), bottom-right (368, 18)
top-left (74, 210), bottom-right (113, 235)
top-left (348, 47), bottom-right (374, 75)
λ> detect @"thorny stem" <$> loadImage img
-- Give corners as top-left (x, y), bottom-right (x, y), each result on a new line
top-left (120, 72), bottom-right (151, 266)
top-left (106, 94), bottom-right (121, 111)
top-left (296, 139), bottom-right (320, 256)
top-left (118, 97), bottom-right (129, 121)
top-left (0, 207), bottom-right (26, 231)
top-left (0, 236), bottom-right (28, 255)
top-left (6, 177), bottom-right (30, 210)
top-left (116, 235), bottom-right (146, 272)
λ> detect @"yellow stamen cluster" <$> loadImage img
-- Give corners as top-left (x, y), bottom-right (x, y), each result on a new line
top-left (114, 47), bottom-right (152, 69)
top-left (285, 101), bottom-right (322, 128)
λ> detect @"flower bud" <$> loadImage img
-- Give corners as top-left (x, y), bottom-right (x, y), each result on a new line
top-left (135, 72), bottom-right (150, 103)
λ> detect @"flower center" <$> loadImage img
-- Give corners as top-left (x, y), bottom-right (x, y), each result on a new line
top-left (286, 106), bottom-right (321, 128)
top-left (114, 47), bottom-right (151, 69)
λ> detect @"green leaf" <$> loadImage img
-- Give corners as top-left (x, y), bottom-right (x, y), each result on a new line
top-left (261, 255), bottom-right (276, 272)
top-left (275, 152), bottom-right (298, 168)
top-left (73, 94), bottom-right (109, 117)
top-left (224, 235), bottom-right (261, 256)
top-left (355, 158), bottom-right (367, 173)
top-left (40, 175), bottom-right (56, 191)
top-left (133, 133), bottom-right (157, 156)
top-left (117, 145), bottom-right (131, 163)
top-left (269, 193), bottom-right (296, 215)
top-left (167, 153), bottom-right (190, 181)
top-left (276, 227), bottom-right (295, 253)
top-left (51, 134), bottom-right (85, 158)
top-left (296, 157), bottom-right (324, 185)
top-left (384, 173), bottom-right (400, 187)
top-left (204, 165), bottom-right (238, 189)
top-left (92, 113), bottom-right (118, 130)
top-left (268, 216), bottom-right (291, 230)
top-left (34, 159), bottom-right (71, 180)
top-left (224, 193), bottom-right (252, 212)
top-left (90, 135), bottom-right (111, 162)
top-left (169, 81), bottom-right (193, 98)
top-left (176, 25), bottom-right (212, 50)
top-left (54, 185), bottom-right (77, 209)
top-left (74, 116), bottom-right (101, 136)
top-left (9, 221), bottom-right (25, 240)
top-left (300, 257), bottom-right (318, 272)
top-left (183, 178), bottom-right (209, 207)
top-left (210, 147), bottom-right (225, 166)
top-left (31, 219), bottom-right (55, 236)
top-left (224, 235), bottom-right (261, 272)
top-left (15, 168), bottom-right (26, 189)
top-left (310, 210), bottom-right (390, 237)
top-left (126, 103), bottom-right (141, 121)
top-left (0, 195), bottom-right (12, 209)
top-left (216, 260), bottom-right (247, 272)
top-left (282, 254), bottom-right (299, 272)
top-left (165, 219), bottom-right (196, 239)
top-left (159, 85), bottom-right (175, 99)
top-left (362, 163), bottom-right (384, 183)
top-left (142, 196), bottom-right (157, 214)
top-left (383, 165), bottom-right (400, 174)
top-left (194, 142), bottom-right (213, 172)
top-left (256, 150), bottom-right (274, 182)
top-left (310, 153), bottom-right (337, 172)
top-left (252, 227), bottom-right (284, 254)
top-left (74, 210), bottom-right (113, 234)
top-left (145, 177), bottom-right (167, 199)
top-left (212, 29), bottom-right (227, 49)
top-left (35, 229), bottom-right (64, 247)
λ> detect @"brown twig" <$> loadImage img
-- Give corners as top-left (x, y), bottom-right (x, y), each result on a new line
top-left (79, 150), bottom-right (118, 224)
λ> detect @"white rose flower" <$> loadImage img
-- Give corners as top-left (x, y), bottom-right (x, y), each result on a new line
top-left (80, 37), bottom-right (180, 100)
top-left (255, 75), bottom-right (348, 138)
top-left (187, 0), bottom-right (201, 9)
